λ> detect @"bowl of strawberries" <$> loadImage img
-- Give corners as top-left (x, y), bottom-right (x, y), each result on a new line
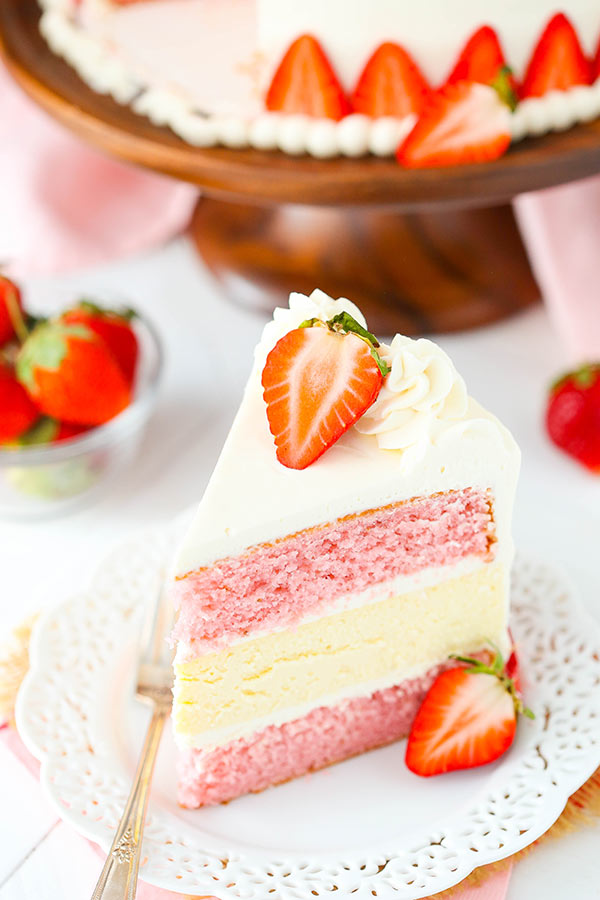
top-left (0, 276), bottom-right (162, 519)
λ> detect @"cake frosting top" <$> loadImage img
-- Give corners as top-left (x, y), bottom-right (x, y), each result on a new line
top-left (174, 290), bottom-right (520, 575)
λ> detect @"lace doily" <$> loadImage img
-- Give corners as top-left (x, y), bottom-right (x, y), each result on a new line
top-left (16, 520), bottom-right (600, 899)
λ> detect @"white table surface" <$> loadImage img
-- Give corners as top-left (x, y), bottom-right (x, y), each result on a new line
top-left (1, 237), bottom-right (600, 900)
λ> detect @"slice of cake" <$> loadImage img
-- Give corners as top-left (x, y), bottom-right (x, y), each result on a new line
top-left (171, 289), bottom-right (520, 808)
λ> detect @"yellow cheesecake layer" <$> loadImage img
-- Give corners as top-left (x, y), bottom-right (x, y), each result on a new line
top-left (174, 563), bottom-right (507, 744)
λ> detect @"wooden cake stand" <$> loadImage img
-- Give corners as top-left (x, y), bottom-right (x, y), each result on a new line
top-left (3, 0), bottom-right (600, 333)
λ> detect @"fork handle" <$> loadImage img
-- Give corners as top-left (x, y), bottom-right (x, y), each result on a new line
top-left (90, 705), bottom-right (168, 900)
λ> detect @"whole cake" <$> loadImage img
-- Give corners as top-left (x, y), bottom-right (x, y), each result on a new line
top-left (40, 0), bottom-right (600, 162)
top-left (171, 290), bottom-right (521, 808)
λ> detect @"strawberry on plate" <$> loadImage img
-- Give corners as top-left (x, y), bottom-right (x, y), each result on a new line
top-left (61, 301), bottom-right (139, 385)
top-left (0, 363), bottom-right (39, 443)
top-left (0, 276), bottom-right (25, 347)
top-left (446, 26), bottom-right (517, 97)
top-left (352, 43), bottom-right (431, 118)
top-left (16, 321), bottom-right (131, 426)
top-left (545, 364), bottom-right (600, 472)
top-left (406, 650), bottom-right (533, 777)
top-left (266, 34), bottom-right (351, 120)
top-left (520, 13), bottom-right (591, 99)
top-left (261, 312), bottom-right (389, 470)
top-left (396, 81), bottom-right (512, 169)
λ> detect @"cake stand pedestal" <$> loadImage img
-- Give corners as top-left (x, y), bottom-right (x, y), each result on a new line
top-left (4, 0), bottom-right (600, 333)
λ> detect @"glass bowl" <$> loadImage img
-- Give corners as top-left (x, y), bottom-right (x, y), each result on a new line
top-left (0, 312), bottom-right (163, 520)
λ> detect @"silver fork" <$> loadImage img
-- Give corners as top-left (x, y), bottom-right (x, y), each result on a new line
top-left (91, 584), bottom-right (174, 900)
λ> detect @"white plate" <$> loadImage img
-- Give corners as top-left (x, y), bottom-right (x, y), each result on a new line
top-left (16, 519), bottom-right (600, 900)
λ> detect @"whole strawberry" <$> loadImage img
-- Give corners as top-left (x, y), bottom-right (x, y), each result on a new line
top-left (0, 276), bottom-right (25, 347)
top-left (0, 363), bottom-right (39, 443)
top-left (546, 364), bottom-right (600, 471)
top-left (62, 301), bottom-right (139, 385)
top-left (16, 321), bottom-right (131, 426)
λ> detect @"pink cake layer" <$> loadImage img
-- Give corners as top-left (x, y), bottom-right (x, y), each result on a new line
top-left (174, 488), bottom-right (494, 650)
top-left (178, 660), bottom-right (454, 808)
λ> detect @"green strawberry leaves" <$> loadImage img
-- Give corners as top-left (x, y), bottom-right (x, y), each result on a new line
top-left (299, 312), bottom-right (391, 378)
top-left (75, 299), bottom-right (137, 321)
top-left (491, 65), bottom-right (518, 112)
top-left (16, 322), bottom-right (94, 394)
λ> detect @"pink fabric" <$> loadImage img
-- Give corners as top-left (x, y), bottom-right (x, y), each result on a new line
top-left (175, 488), bottom-right (494, 650)
top-left (0, 62), bottom-right (197, 277)
top-left (515, 176), bottom-right (600, 364)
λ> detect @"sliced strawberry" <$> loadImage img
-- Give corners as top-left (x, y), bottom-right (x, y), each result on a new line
top-left (396, 82), bottom-right (511, 169)
top-left (262, 313), bottom-right (387, 470)
top-left (520, 13), bottom-right (591, 99)
top-left (351, 43), bottom-right (430, 118)
top-left (266, 35), bottom-right (351, 120)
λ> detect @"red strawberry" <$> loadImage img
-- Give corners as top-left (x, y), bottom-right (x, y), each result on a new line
top-left (0, 276), bottom-right (25, 347)
top-left (16, 321), bottom-right (131, 426)
top-left (261, 312), bottom-right (388, 470)
top-left (55, 421), bottom-right (90, 442)
top-left (266, 35), bottom-right (351, 120)
top-left (520, 13), bottom-right (591, 99)
top-left (396, 82), bottom-right (511, 169)
top-left (545, 364), bottom-right (600, 471)
top-left (0, 363), bottom-right (39, 443)
top-left (406, 651), bottom-right (532, 777)
top-left (351, 43), bottom-right (431, 118)
top-left (594, 37), bottom-right (600, 80)
top-left (62, 301), bottom-right (139, 385)
top-left (447, 26), bottom-right (515, 93)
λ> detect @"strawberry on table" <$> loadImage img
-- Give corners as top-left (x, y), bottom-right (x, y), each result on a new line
top-left (396, 81), bottom-right (512, 169)
top-left (545, 364), bottom-right (600, 472)
top-left (352, 43), bottom-right (431, 118)
top-left (406, 650), bottom-right (533, 777)
top-left (0, 363), bottom-right (39, 443)
top-left (520, 13), bottom-right (591, 99)
top-left (0, 276), bottom-right (26, 347)
top-left (262, 312), bottom-right (389, 470)
top-left (16, 321), bottom-right (131, 426)
top-left (61, 301), bottom-right (139, 385)
top-left (266, 34), bottom-right (351, 120)
top-left (446, 26), bottom-right (513, 89)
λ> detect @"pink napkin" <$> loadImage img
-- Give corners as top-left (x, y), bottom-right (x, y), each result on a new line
top-left (0, 61), bottom-right (197, 278)
top-left (515, 175), bottom-right (600, 365)
top-left (0, 725), bottom-right (512, 900)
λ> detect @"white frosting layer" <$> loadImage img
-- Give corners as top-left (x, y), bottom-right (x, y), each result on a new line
top-left (173, 289), bottom-right (520, 576)
top-left (39, 0), bottom-right (600, 156)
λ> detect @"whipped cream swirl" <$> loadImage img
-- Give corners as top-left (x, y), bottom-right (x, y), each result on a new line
top-left (355, 334), bottom-right (468, 452)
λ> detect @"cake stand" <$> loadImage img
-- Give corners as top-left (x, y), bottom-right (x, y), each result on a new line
top-left (3, 0), bottom-right (600, 333)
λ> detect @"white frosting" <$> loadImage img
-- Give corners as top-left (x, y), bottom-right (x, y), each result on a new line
top-left (173, 289), bottom-right (520, 577)
top-left (38, 0), bottom-right (600, 156)
top-left (355, 335), bottom-right (468, 468)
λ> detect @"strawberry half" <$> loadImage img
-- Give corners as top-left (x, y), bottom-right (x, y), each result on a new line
top-left (447, 26), bottom-right (516, 96)
top-left (0, 363), bottom-right (40, 443)
top-left (520, 13), bottom-right (591, 99)
top-left (261, 312), bottom-right (388, 470)
top-left (406, 650), bottom-right (533, 777)
top-left (62, 301), bottom-right (139, 386)
top-left (396, 81), bottom-right (511, 169)
top-left (16, 321), bottom-right (131, 426)
top-left (266, 34), bottom-right (351, 120)
top-left (351, 43), bottom-right (431, 118)
top-left (546, 364), bottom-right (600, 472)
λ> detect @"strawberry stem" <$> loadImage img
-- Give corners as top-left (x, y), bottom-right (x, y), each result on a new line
top-left (1, 276), bottom-right (28, 344)
top-left (450, 649), bottom-right (535, 720)
top-left (299, 312), bottom-right (391, 378)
